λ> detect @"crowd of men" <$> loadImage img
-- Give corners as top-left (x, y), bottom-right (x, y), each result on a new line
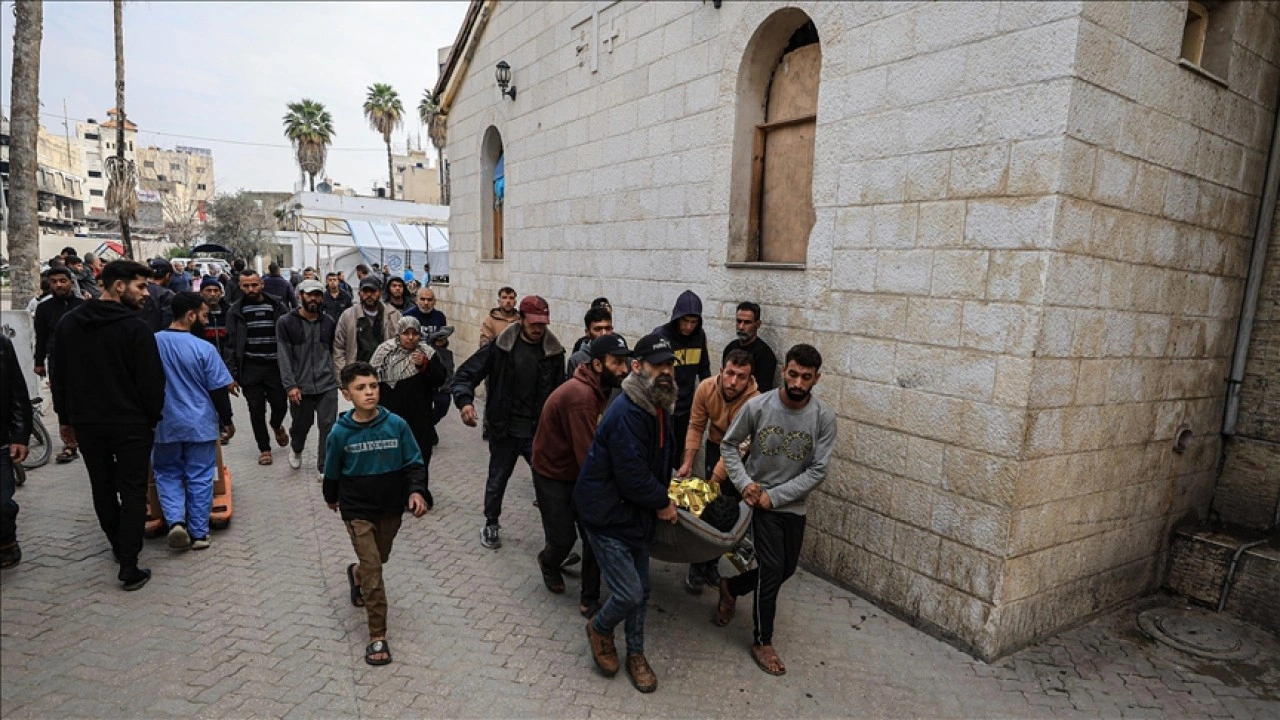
top-left (2, 261), bottom-right (835, 688)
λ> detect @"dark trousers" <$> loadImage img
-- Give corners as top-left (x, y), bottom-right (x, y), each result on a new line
top-left (77, 424), bottom-right (152, 571)
top-left (725, 510), bottom-right (806, 646)
top-left (671, 413), bottom-right (690, 471)
top-left (431, 391), bottom-right (451, 426)
top-left (241, 359), bottom-right (287, 452)
top-left (484, 434), bottom-right (532, 524)
top-left (587, 530), bottom-right (651, 656)
top-left (289, 389), bottom-right (338, 472)
top-left (691, 441), bottom-right (731, 581)
top-left (0, 452), bottom-right (17, 547)
top-left (532, 470), bottom-right (600, 606)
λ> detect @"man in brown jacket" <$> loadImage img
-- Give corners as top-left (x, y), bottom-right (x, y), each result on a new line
top-left (530, 334), bottom-right (632, 615)
top-left (479, 286), bottom-right (518, 347)
top-left (333, 276), bottom-right (402, 376)
top-left (676, 348), bottom-right (758, 594)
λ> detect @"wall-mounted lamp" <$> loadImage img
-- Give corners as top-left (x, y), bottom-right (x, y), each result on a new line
top-left (495, 61), bottom-right (517, 101)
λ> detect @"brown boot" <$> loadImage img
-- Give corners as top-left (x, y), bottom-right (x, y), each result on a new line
top-left (626, 654), bottom-right (657, 693)
top-left (586, 620), bottom-right (619, 676)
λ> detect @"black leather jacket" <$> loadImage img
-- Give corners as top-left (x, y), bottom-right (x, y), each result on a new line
top-left (1, 336), bottom-right (33, 448)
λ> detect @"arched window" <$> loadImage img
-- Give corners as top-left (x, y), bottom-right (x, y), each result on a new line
top-left (480, 126), bottom-right (505, 260)
top-left (728, 11), bottom-right (821, 265)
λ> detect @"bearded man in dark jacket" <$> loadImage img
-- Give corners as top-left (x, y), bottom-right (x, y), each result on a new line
top-left (452, 295), bottom-right (565, 551)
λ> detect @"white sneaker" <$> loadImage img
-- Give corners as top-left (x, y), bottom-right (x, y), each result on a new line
top-left (288, 450), bottom-right (302, 469)
top-left (167, 523), bottom-right (191, 549)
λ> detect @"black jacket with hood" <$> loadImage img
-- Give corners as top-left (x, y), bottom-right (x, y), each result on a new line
top-left (451, 322), bottom-right (566, 441)
top-left (51, 300), bottom-right (166, 428)
top-left (652, 289), bottom-right (711, 418)
top-left (1, 336), bottom-right (33, 448)
top-left (32, 291), bottom-right (83, 368)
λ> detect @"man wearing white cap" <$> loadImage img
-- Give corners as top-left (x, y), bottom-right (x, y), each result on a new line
top-left (277, 280), bottom-right (339, 475)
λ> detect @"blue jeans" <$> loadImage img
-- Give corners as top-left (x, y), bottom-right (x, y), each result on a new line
top-left (152, 441), bottom-right (218, 540)
top-left (587, 531), bottom-right (650, 656)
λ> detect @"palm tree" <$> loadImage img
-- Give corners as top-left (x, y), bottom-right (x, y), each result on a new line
top-left (418, 89), bottom-right (447, 203)
top-left (6, 0), bottom-right (44, 303)
top-left (363, 83), bottom-right (404, 199)
top-left (282, 99), bottom-right (334, 191)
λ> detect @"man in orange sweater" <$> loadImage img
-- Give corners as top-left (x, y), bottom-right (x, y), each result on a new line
top-left (676, 349), bottom-right (758, 594)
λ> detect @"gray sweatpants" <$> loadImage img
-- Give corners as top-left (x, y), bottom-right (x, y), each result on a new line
top-left (289, 389), bottom-right (338, 472)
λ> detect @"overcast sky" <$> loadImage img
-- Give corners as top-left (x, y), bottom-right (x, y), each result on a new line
top-left (1, 0), bottom-right (469, 193)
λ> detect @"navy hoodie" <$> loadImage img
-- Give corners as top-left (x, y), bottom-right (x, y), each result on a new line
top-left (652, 289), bottom-right (711, 417)
top-left (323, 407), bottom-right (426, 521)
top-left (574, 372), bottom-right (674, 546)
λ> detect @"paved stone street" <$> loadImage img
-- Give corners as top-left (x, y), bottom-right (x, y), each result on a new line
top-left (2, 395), bottom-right (1278, 718)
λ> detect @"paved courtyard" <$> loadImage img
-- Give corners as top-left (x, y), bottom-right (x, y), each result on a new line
top-left (2, 395), bottom-right (1278, 719)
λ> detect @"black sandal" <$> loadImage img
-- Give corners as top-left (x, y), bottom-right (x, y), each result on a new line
top-left (365, 639), bottom-right (391, 666)
top-left (55, 446), bottom-right (78, 464)
top-left (346, 563), bottom-right (365, 607)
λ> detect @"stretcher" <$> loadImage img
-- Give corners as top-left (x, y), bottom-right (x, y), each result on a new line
top-left (144, 443), bottom-right (233, 537)
top-left (649, 501), bottom-right (753, 564)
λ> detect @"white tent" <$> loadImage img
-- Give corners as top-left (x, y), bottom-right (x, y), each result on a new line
top-left (278, 191), bottom-right (449, 282)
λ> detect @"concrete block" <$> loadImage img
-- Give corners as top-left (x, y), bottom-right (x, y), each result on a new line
top-left (1008, 138), bottom-right (1063, 196)
top-left (834, 206), bottom-right (874, 248)
top-left (1036, 306), bottom-right (1074, 358)
top-left (904, 152), bottom-right (952, 202)
top-left (891, 478), bottom-right (941, 535)
top-left (993, 355), bottom-right (1034, 406)
top-left (949, 144), bottom-right (1009, 198)
top-left (961, 301), bottom-right (1035, 355)
top-left (957, 400), bottom-right (1027, 457)
top-left (1028, 358), bottom-right (1078, 408)
top-left (872, 204), bottom-right (919, 249)
top-left (876, 249), bottom-right (934, 295)
top-left (832, 250), bottom-right (879, 292)
top-left (1091, 150), bottom-right (1138, 207)
top-left (1058, 138), bottom-right (1097, 199)
top-left (930, 489), bottom-right (1010, 555)
top-left (904, 297), bottom-right (963, 346)
top-left (937, 540), bottom-right (1001, 602)
top-left (904, 435), bottom-right (946, 486)
top-left (887, 45), bottom-right (968, 107)
top-left (916, 201), bottom-right (967, 248)
top-left (986, 250), bottom-right (1047, 304)
top-left (892, 522), bottom-right (942, 577)
top-left (965, 197), bottom-right (1057, 250)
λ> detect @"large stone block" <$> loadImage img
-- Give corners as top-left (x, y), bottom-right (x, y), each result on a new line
top-left (965, 196), bottom-right (1057, 249)
top-left (930, 250), bottom-right (989, 300)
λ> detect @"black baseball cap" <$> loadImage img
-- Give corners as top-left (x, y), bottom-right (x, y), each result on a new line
top-left (632, 334), bottom-right (676, 364)
top-left (359, 276), bottom-right (382, 291)
top-left (589, 334), bottom-right (631, 360)
top-left (149, 258), bottom-right (174, 278)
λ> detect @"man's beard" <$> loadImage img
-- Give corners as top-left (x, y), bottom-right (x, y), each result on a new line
top-left (736, 330), bottom-right (753, 342)
top-left (122, 293), bottom-right (144, 311)
top-left (190, 321), bottom-right (207, 337)
top-left (785, 385), bottom-right (811, 402)
top-left (245, 292), bottom-right (263, 303)
top-left (601, 366), bottom-right (624, 389)
top-left (362, 298), bottom-right (380, 310)
top-left (303, 299), bottom-right (322, 314)
top-left (721, 386), bottom-right (742, 403)
top-left (640, 371), bottom-right (677, 409)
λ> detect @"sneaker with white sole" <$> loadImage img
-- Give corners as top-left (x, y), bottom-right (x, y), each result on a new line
top-left (288, 450), bottom-right (302, 469)
top-left (190, 537), bottom-right (211, 551)
top-left (167, 523), bottom-right (191, 549)
top-left (481, 524), bottom-right (502, 549)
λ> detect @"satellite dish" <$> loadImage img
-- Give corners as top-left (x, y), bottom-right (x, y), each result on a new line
top-left (316, 182), bottom-right (332, 194)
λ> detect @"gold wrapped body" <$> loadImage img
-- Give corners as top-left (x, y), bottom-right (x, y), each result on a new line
top-left (667, 476), bottom-right (720, 517)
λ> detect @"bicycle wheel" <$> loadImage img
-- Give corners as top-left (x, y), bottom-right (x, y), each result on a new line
top-left (21, 421), bottom-right (52, 470)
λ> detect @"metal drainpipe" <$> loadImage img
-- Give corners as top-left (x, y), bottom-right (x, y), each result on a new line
top-left (1217, 539), bottom-right (1268, 613)
top-left (1222, 98), bottom-right (1280, 438)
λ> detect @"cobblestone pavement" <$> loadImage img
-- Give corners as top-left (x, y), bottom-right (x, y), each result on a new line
top-left (2, 396), bottom-right (1278, 718)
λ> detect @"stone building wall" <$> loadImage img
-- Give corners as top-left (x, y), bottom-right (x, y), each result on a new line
top-left (995, 0), bottom-right (1280, 649)
top-left (437, 0), bottom-right (1280, 658)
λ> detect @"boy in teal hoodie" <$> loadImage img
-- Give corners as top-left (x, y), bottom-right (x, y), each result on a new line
top-left (324, 361), bottom-right (429, 666)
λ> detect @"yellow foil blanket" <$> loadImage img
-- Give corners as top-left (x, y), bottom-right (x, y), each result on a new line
top-left (667, 477), bottom-right (720, 517)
